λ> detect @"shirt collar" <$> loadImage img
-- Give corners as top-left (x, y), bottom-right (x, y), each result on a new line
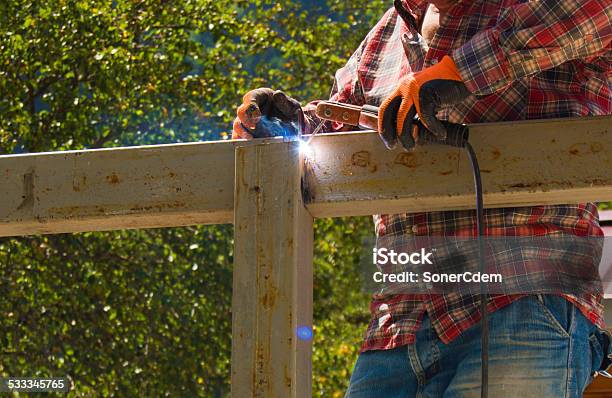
top-left (399, 0), bottom-right (434, 17)
top-left (394, 0), bottom-right (424, 32)
top-left (396, 0), bottom-right (478, 30)
top-left (400, 0), bottom-right (428, 11)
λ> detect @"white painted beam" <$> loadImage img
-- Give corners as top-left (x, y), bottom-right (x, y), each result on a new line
top-left (231, 141), bottom-right (313, 397)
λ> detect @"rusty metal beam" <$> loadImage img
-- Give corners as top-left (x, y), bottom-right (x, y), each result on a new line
top-left (303, 116), bottom-right (612, 217)
top-left (0, 116), bottom-right (610, 237)
top-left (232, 141), bottom-right (313, 397)
top-left (0, 141), bottom-right (237, 236)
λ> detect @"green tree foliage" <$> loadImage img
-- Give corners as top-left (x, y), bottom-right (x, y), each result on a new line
top-left (0, 0), bottom-right (389, 396)
top-left (0, 0), bottom-right (388, 151)
top-left (1, 1), bottom-right (608, 397)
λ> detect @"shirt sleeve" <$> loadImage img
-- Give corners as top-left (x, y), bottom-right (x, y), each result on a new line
top-left (301, 34), bottom-right (368, 134)
top-left (451, 0), bottom-right (612, 96)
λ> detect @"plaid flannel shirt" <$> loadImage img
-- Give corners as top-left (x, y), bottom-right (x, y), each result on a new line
top-left (304, 0), bottom-right (612, 352)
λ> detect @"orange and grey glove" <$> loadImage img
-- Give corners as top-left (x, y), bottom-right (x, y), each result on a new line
top-left (378, 55), bottom-right (470, 150)
top-left (233, 88), bottom-right (303, 139)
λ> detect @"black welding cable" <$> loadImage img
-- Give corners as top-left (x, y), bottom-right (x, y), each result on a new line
top-left (465, 142), bottom-right (488, 398)
top-left (419, 124), bottom-right (488, 398)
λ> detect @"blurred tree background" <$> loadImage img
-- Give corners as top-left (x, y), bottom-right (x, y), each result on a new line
top-left (1, 1), bottom-right (610, 397)
top-left (0, 0), bottom-right (389, 396)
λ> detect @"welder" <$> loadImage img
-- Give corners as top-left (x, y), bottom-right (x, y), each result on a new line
top-left (232, 0), bottom-right (612, 397)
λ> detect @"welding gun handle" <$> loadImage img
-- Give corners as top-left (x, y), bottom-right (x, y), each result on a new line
top-left (362, 104), bottom-right (468, 148)
top-left (416, 120), bottom-right (469, 148)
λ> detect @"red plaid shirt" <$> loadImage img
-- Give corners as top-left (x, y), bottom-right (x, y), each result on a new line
top-left (304, 0), bottom-right (611, 352)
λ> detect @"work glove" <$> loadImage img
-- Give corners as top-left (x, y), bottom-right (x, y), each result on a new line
top-left (232, 88), bottom-right (303, 139)
top-left (378, 55), bottom-right (470, 150)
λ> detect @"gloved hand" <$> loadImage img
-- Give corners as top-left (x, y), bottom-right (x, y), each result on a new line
top-left (378, 55), bottom-right (470, 150)
top-left (232, 88), bottom-right (303, 139)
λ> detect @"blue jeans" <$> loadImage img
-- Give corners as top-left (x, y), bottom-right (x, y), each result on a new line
top-left (345, 295), bottom-right (611, 398)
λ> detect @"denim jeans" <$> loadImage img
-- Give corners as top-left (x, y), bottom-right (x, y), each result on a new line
top-left (345, 295), bottom-right (612, 398)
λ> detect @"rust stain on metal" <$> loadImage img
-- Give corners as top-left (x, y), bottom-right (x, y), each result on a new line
top-left (284, 365), bottom-right (292, 388)
top-left (235, 149), bottom-right (245, 199)
top-left (508, 182), bottom-right (535, 189)
top-left (490, 147), bottom-right (501, 160)
top-left (302, 157), bottom-right (317, 204)
top-left (567, 142), bottom-right (602, 156)
top-left (507, 180), bottom-right (576, 190)
top-left (439, 170), bottom-right (453, 176)
top-left (590, 142), bottom-right (603, 153)
top-left (46, 202), bottom-right (190, 218)
top-left (260, 285), bottom-right (278, 309)
top-left (106, 173), bottom-right (121, 184)
top-left (129, 201), bottom-right (187, 212)
top-left (46, 205), bottom-right (81, 217)
top-left (351, 151), bottom-right (371, 168)
top-left (394, 152), bottom-right (420, 168)
top-left (255, 182), bottom-right (263, 216)
top-left (569, 143), bottom-right (584, 155)
top-left (17, 169), bottom-right (35, 211)
top-left (72, 175), bottom-right (87, 192)
top-left (340, 165), bottom-right (354, 176)
top-left (254, 342), bottom-right (269, 394)
top-left (301, 176), bottom-right (314, 204)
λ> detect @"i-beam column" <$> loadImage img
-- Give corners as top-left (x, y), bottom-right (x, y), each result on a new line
top-left (232, 140), bottom-right (313, 397)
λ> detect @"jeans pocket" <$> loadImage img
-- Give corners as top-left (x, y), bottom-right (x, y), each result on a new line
top-left (589, 333), bottom-right (604, 374)
top-left (535, 294), bottom-right (572, 338)
top-left (590, 329), bottom-right (612, 375)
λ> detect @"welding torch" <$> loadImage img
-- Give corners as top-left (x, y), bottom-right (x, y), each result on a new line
top-left (313, 101), bottom-right (469, 148)
top-left (313, 100), bottom-right (490, 398)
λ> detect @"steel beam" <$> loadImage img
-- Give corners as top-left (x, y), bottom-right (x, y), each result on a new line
top-left (304, 116), bottom-right (612, 217)
top-left (0, 116), bottom-right (610, 237)
top-left (231, 141), bottom-right (313, 397)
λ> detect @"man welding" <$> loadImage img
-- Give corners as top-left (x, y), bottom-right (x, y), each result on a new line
top-left (233, 0), bottom-right (612, 396)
